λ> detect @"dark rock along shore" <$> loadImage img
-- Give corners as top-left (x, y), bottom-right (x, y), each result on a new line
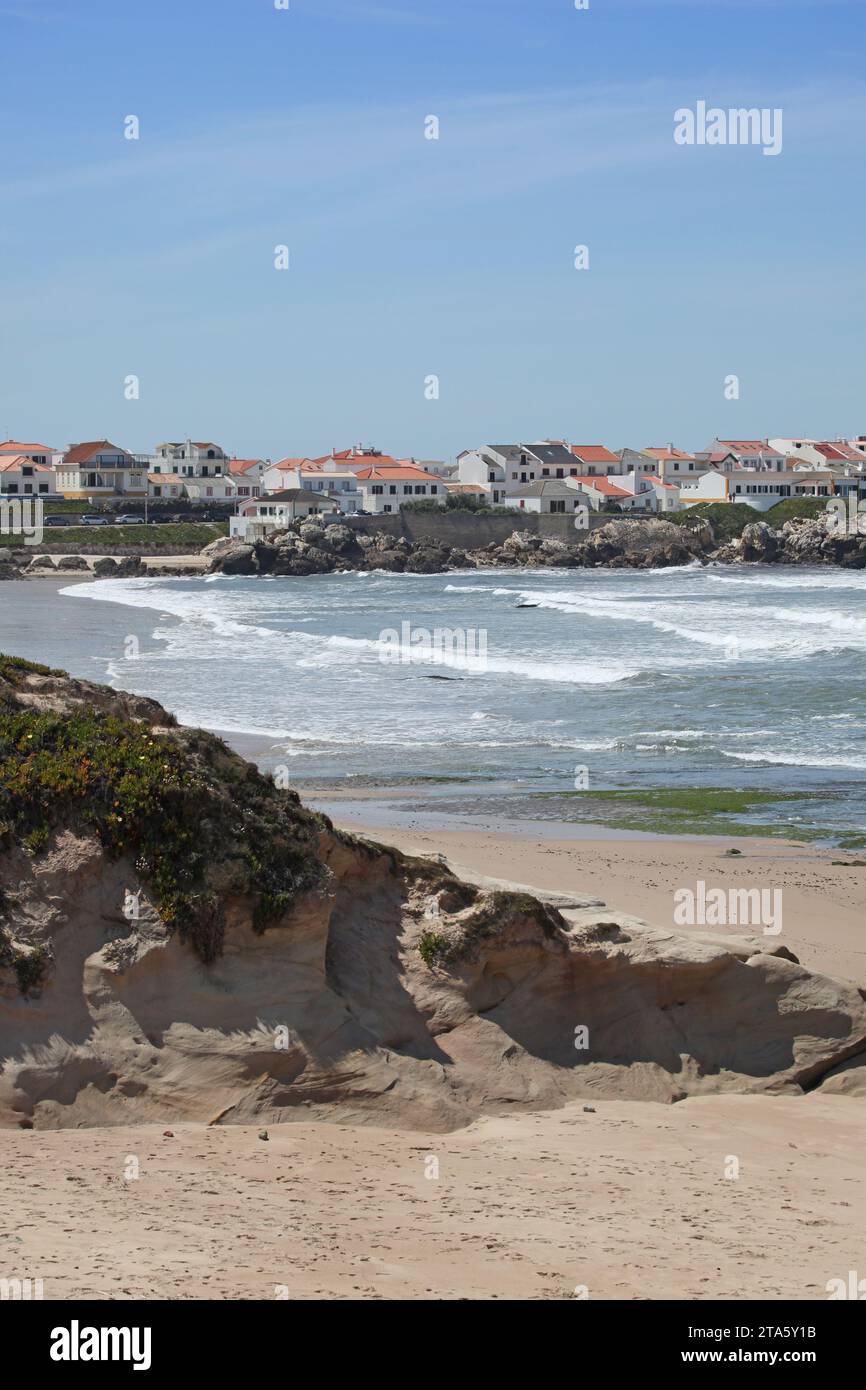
top-left (1, 514), bottom-right (862, 582)
top-left (200, 514), bottom-right (866, 579)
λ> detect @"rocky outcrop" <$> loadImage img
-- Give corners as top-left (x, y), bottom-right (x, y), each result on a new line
top-left (1, 655), bottom-right (865, 1131)
top-left (204, 517), bottom-right (721, 577)
top-left (0, 552), bottom-right (26, 581)
top-left (206, 512), bottom-right (862, 577)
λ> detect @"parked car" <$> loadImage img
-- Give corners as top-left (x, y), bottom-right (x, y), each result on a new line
top-left (43, 514), bottom-right (73, 528)
top-left (80, 515), bottom-right (111, 526)
top-left (115, 514), bottom-right (145, 525)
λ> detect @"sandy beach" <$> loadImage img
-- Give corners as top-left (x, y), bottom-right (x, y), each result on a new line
top-left (1, 1095), bottom-right (860, 1301)
top-left (300, 797), bottom-right (866, 988)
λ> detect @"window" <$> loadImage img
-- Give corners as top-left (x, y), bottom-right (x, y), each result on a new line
top-left (550, 499), bottom-right (565, 513)
top-left (384, 504), bottom-right (392, 513)
top-left (372, 485), bottom-right (383, 495)
top-left (39, 483), bottom-right (48, 494)
top-left (23, 466), bottom-right (33, 476)
top-left (389, 485), bottom-right (397, 495)
top-left (5, 483), bottom-right (17, 493)
top-left (431, 485), bottom-right (438, 494)
top-left (542, 469), bottom-right (549, 477)
top-left (414, 485), bottom-right (424, 494)
top-left (403, 485), bottom-right (412, 495)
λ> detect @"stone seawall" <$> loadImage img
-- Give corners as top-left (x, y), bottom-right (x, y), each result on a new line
top-left (338, 510), bottom-right (615, 546)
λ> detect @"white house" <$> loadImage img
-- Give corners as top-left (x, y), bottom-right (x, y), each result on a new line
top-left (0, 455), bottom-right (55, 496)
top-left (458, 444), bottom-right (547, 496)
top-left (458, 442), bottom-right (622, 497)
top-left (611, 471), bottom-right (682, 512)
top-left (353, 462), bottom-right (445, 514)
top-left (504, 479), bottom-right (588, 514)
top-left (229, 489), bottom-right (326, 539)
top-left (617, 448), bottom-right (662, 478)
top-left (147, 473), bottom-right (187, 501)
top-left (228, 458), bottom-right (269, 497)
top-left (54, 440), bottom-right (147, 500)
top-left (698, 438), bottom-right (786, 472)
top-left (642, 444), bottom-right (704, 482)
top-left (681, 469), bottom-right (835, 511)
top-left (273, 461), bottom-right (362, 511)
top-left (645, 476), bottom-right (683, 512)
top-left (152, 439), bottom-right (228, 477)
top-left (146, 439), bottom-right (237, 499)
top-left (455, 450), bottom-right (507, 502)
top-left (565, 475), bottom-right (636, 510)
top-left (566, 444), bottom-right (622, 476)
top-left (0, 439), bottom-right (55, 468)
top-left (412, 458), bottom-right (457, 480)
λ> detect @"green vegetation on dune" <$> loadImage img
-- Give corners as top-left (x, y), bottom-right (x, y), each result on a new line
top-left (764, 497), bottom-right (832, 524)
top-left (671, 497), bottom-right (830, 538)
top-left (0, 523), bottom-right (227, 548)
top-left (0, 654), bottom-right (328, 964)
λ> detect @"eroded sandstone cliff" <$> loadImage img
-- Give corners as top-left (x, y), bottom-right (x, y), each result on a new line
top-left (1, 655), bottom-right (864, 1131)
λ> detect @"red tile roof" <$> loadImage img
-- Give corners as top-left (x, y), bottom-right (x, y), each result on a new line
top-left (228, 458), bottom-right (264, 475)
top-left (568, 444), bottom-right (620, 464)
top-left (320, 450), bottom-right (401, 469)
top-left (354, 464), bottom-right (440, 483)
top-left (644, 445), bottom-right (694, 462)
top-left (569, 475), bottom-right (630, 497)
top-left (0, 456), bottom-right (52, 473)
top-left (0, 440), bottom-right (54, 453)
top-left (63, 440), bottom-right (132, 465)
top-left (815, 442), bottom-right (864, 463)
top-left (717, 440), bottom-right (779, 453)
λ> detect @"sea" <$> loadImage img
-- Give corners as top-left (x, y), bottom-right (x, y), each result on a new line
top-left (1, 563), bottom-right (865, 843)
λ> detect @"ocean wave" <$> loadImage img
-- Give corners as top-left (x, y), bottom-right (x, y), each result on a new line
top-left (722, 749), bottom-right (866, 771)
top-left (708, 571), bottom-right (866, 591)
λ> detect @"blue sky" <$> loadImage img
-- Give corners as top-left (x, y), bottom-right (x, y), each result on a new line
top-left (1, 0), bottom-right (863, 461)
